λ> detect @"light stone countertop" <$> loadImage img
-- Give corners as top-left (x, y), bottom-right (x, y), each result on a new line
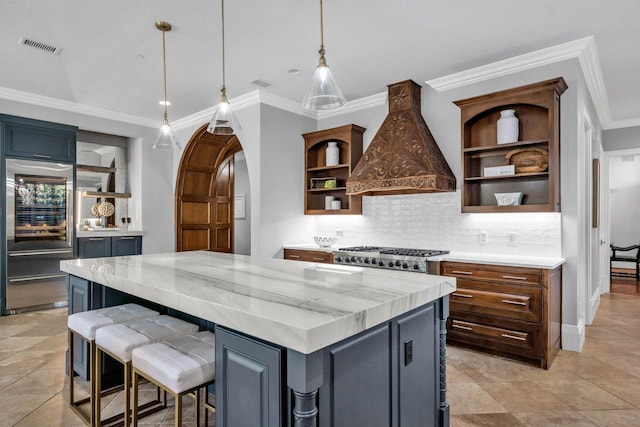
top-left (283, 244), bottom-right (565, 269)
top-left (76, 230), bottom-right (144, 238)
top-left (60, 251), bottom-right (455, 354)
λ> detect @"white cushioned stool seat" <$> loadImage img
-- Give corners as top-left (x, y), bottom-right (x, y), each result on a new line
top-left (132, 331), bottom-right (215, 394)
top-left (68, 303), bottom-right (158, 340)
top-left (95, 315), bottom-right (199, 362)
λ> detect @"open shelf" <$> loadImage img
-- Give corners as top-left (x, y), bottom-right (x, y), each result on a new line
top-left (81, 191), bottom-right (131, 198)
top-left (454, 78), bottom-right (567, 213)
top-left (303, 124), bottom-right (365, 215)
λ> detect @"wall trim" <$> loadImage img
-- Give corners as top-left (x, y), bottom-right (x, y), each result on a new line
top-left (561, 320), bottom-right (585, 352)
top-left (0, 86), bottom-right (158, 128)
top-left (316, 92), bottom-right (387, 120)
top-left (425, 36), bottom-right (623, 131)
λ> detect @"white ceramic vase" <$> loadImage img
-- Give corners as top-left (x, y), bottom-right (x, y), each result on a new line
top-left (326, 142), bottom-right (339, 166)
top-left (497, 109), bottom-right (519, 144)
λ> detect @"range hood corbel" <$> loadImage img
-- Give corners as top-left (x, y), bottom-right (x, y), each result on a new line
top-left (346, 79), bottom-right (456, 196)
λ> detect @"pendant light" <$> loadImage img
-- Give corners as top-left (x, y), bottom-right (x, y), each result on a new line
top-left (153, 21), bottom-right (181, 151)
top-left (207, 0), bottom-right (242, 135)
top-left (302, 0), bottom-right (346, 111)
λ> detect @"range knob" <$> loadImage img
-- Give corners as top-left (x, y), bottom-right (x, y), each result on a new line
top-left (378, 261), bottom-right (384, 267)
top-left (345, 258), bottom-right (351, 263)
top-left (413, 264), bottom-right (420, 270)
top-left (402, 263), bottom-right (409, 269)
top-left (388, 261), bottom-right (394, 268)
top-left (395, 260), bottom-right (401, 267)
top-left (357, 257), bottom-right (363, 263)
top-left (364, 258), bottom-right (370, 264)
top-left (350, 257), bottom-right (357, 263)
top-left (335, 256), bottom-right (342, 263)
top-left (371, 258), bottom-right (377, 264)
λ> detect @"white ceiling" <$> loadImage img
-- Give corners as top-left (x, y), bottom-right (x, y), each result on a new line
top-left (1, 0), bottom-right (639, 129)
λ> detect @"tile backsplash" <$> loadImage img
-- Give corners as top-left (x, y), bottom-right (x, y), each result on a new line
top-left (314, 191), bottom-right (561, 258)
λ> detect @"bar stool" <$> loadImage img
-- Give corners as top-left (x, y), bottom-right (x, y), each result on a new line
top-left (131, 331), bottom-right (216, 426)
top-left (94, 315), bottom-right (199, 427)
top-left (68, 303), bottom-right (159, 426)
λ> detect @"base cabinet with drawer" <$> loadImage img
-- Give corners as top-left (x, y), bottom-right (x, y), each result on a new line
top-left (77, 235), bottom-right (142, 258)
top-left (441, 261), bottom-right (561, 369)
top-left (284, 248), bottom-right (333, 264)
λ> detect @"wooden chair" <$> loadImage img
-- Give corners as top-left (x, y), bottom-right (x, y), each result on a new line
top-left (610, 244), bottom-right (640, 281)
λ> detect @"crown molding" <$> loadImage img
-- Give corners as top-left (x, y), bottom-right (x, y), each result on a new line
top-left (606, 117), bottom-right (640, 130)
top-left (316, 92), bottom-right (387, 120)
top-left (0, 86), bottom-right (158, 128)
top-left (424, 36), bottom-right (622, 130)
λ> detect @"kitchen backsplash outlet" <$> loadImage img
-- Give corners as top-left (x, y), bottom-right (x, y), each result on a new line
top-left (314, 190), bottom-right (561, 258)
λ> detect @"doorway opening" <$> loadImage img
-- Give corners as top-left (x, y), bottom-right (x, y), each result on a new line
top-left (175, 124), bottom-right (250, 254)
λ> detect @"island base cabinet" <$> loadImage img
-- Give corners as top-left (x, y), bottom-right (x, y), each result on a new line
top-left (215, 326), bottom-right (285, 427)
top-left (212, 300), bottom-right (448, 427)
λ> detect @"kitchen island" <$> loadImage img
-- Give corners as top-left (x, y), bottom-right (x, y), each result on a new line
top-left (61, 251), bottom-right (456, 427)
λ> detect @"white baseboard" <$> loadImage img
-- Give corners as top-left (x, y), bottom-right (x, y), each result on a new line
top-left (562, 320), bottom-right (585, 352)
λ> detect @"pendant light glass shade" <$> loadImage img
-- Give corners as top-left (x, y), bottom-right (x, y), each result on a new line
top-left (153, 21), bottom-right (181, 151)
top-left (302, 0), bottom-right (346, 111)
top-left (153, 118), bottom-right (180, 150)
top-left (207, 89), bottom-right (242, 135)
top-left (207, 0), bottom-right (241, 135)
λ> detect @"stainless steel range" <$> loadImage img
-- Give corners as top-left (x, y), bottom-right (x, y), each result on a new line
top-left (333, 246), bottom-right (449, 273)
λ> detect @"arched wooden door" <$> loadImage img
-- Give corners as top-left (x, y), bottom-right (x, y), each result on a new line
top-left (175, 124), bottom-right (242, 252)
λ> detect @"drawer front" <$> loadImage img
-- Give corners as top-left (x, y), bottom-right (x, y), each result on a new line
top-left (451, 279), bottom-right (542, 322)
top-left (284, 249), bottom-right (333, 264)
top-left (448, 316), bottom-right (540, 358)
top-left (442, 262), bottom-right (541, 286)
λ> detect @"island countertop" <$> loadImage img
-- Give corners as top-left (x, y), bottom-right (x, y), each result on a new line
top-left (60, 251), bottom-right (455, 354)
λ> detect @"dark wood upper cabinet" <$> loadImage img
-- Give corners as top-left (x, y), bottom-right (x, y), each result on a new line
top-left (303, 124), bottom-right (365, 215)
top-left (454, 78), bottom-right (567, 213)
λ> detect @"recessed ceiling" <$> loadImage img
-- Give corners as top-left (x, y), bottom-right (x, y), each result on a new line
top-left (1, 0), bottom-right (639, 128)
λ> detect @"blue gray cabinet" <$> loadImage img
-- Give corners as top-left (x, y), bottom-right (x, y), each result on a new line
top-left (77, 235), bottom-right (142, 258)
top-left (0, 114), bottom-right (76, 162)
top-left (215, 300), bottom-right (449, 427)
top-left (215, 326), bottom-right (284, 427)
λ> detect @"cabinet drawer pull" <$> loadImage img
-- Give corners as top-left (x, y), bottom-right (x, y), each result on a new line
top-left (452, 324), bottom-right (473, 331)
top-left (32, 153), bottom-right (51, 159)
top-left (502, 275), bottom-right (528, 281)
top-left (452, 292), bottom-right (473, 299)
top-left (287, 255), bottom-right (301, 259)
top-left (312, 257), bottom-right (326, 261)
top-left (88, 238), bottom-right (105, 241)
top-left (451, 270), bottom-right (473, 275)
top-left (501, 299), bottom-right (527, 306)
top-left (501, 333), bottom-right (527, 342)
top-left (120, 237), bottom-right (135, 240)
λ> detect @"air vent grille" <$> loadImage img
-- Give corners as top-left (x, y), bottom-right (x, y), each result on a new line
top-left (18, 37), bottom-right (62, 55)
top-left (249, 79), bottom-right (273, 88)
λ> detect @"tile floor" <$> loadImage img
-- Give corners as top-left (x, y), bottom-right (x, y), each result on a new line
top-left (1, 292), bottom-right (640, 426)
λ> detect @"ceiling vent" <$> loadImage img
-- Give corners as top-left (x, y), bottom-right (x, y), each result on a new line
top-left (249, 79), bottom-right (274, 88)
top-left (18, 37), bottom-right (62, 55)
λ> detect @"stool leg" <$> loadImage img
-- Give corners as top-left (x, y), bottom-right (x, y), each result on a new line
top-left (175, 391), bottom-right (182, 427)
top-left (90, 341), bottom-right (97, 427)
top-left (132, 369), bottom-right (139, 427)
top-left (195, 388), bottom-right (201, 427)
top-left (95, 346), bottom-right (102, 426)
top-left (68, 330), bottom-right (75, 407)
top-left (124, 362), bottom-right (131, 427)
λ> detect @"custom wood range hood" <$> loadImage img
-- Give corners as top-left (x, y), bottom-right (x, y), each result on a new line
top-left (346, 79), bottom-right (456, 196)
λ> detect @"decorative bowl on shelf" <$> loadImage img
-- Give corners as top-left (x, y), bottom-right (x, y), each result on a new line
top-left (495, 192), bottom-right (523, 206)
top-left (314, 236), bottom-right (339, 248)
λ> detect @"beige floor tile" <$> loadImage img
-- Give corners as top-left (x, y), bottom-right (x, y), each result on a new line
top-left (448, 382), bottom-right (508, 415)
top-left (550, 354), bottom-right (633, 379)
top-left (581, 409), bottom-right (640, 426)
top-left (538, 379), bottom-right (634, 411)
top-left (0, 367), bottom-right (66, 396)
top-left (512, 411), bottom-right (597, 426)
top-left (447, 363), bottom-right (478, 384)
top-left (481, 381), bottom-right (572, 412)
top-left (0, 393), bottom-right (57, 427)
top-left (13, 393), bottom-right (86, 427)
top-left (587, 377), bottom-right (640, 407)
top-left (0, 324), bottom-right (33, 337)
top-left (451, 413), bottom-right (525, 426)
top-left (0, 336), bottom-right (50, 352)
top-left (0, 349), bottom-right (61, 373)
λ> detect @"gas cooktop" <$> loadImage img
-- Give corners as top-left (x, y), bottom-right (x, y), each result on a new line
top-left (332, 246), bottom-right (449, 273)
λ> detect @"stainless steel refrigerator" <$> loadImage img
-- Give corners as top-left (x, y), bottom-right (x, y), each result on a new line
top-left (5, 158), bottom-right (74, 313)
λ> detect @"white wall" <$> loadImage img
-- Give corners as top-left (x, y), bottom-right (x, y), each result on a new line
top-left (234, 152), bottom-right (251, 255)
top-left (609, 155), bottom-right (640, 247)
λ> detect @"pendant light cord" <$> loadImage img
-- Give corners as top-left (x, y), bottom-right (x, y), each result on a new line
top-left (221, 0), bottom-right (227, 99)
top-left (318, 0), bottom-right (326, 66)
top-left (161, 27), bottom-right (168, 121)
